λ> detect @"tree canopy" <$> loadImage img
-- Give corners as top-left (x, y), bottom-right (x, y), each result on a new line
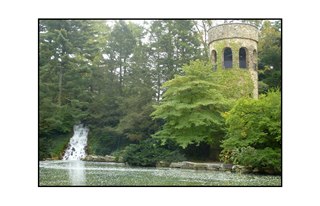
top-left (151, 60), bottom-right (232, 148)
top-left (39, 19), bottom-right (281, 163)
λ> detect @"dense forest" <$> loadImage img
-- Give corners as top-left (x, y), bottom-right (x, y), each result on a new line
top-left (39, 19), bottom-right (281, 171)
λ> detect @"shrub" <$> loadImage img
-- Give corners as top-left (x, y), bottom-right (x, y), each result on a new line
top-left (111, 151), bottom-right (121, 162)
top-left (122, 138), bottom-right (186, 166)
top-left (87, 130), bottom-right (119, 156)
top-left (239, 147), bottom-right (281, 172)
top-left (39, 138), bottom-right (50, 160)
top-left (221, 89), bottom-right (281, 172)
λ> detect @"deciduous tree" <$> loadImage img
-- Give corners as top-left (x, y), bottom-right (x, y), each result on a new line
top-left (151, 60), bottom-right (230, 148)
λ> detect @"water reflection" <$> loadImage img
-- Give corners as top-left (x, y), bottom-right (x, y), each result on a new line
top-left (39, 161), bottom-right (281, 186)
top-left (67, 160), bottom-right (86, 185)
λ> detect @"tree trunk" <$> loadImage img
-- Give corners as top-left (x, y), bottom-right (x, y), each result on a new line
top-left (58, 66), bottom-right (63, 106)
top-left (119, 61), bottom-right (122, 94)
top-left (157, 73), bottom-right (160, 104)
top-left (157, 52), bottom-right (160, 104)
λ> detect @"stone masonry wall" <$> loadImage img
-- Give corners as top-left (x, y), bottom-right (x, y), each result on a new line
top-left (208, 23), bottom-right (259, 99)
top-left (208, 23), bottom-right (258, 44)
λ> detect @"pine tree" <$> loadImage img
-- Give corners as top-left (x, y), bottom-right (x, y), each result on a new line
top-left (149, 20), bottom-right (206, 104)
top-left (104, 20), bottom-right (137, 94)
top-left (116, 22), bottom-right (157, 141)
top-left (39, 20), bottom-right (99, 134)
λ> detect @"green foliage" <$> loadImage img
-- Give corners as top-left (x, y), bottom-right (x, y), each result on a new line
top-left (219, 146), bottom-right (256, 165)
top-left (258, 81), bottom-right (269, 95)
top-left (122, 138), bottom-right (186, 166)
top-left (39, 20), bottom-right (101, 135)
top-left (148, 20), bottom-right (207, 104)
top-left (257, 20), bottom-right (281, 89)
top-left (42, 132), bottom-right (70, 157)
top-left (105, 20), bottom-right (137, 88)
top-left (221, 89), bottom-right (281, 171)
top-left (214, 68), bottom-right (254, 99)
top-left (151, 60), bottom-right (231, 148)
top-left (39, 138), bottom-right (50, 160)
top-left (39, 20), bottom-right (281, 169)
top-left (239, 147), bottom-right (281, 172)
top-left (193, 20), bottom-right (214, 58)
top-left (56, 139), bottom-right (69, 157)
top-left (115, 35), bottom-right (157, 140)
top-left (241, 20), bottom-right (263, 28)
top-left (87, 130), bottom-right (119, 156)
top-left (110, 151), bottom-right (121, 162)
top-left (220, 146), bottom-right (281, 171)
top-left (211, 40), bottom-right (255, 99)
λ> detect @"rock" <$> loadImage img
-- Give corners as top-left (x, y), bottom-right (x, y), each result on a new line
top-left (106, 157), bottom-right (116, 162)
top-left (206, 168), bottom-right (219, 171)
top-left (182, 161), bottom-right (195, 167)
top-left (181, 165), bottom-right (194, 169)
top-left (118, 156), bottom-right (124, 163)
top-left (206, 164), bottom-right (221, 169)
top-left (170, 162), bottom-right (183, 168)
top-left (252, 168), bottom-right (263, 174)
top-left (240, 166), bottom-right (252, 174)
top-left (181, 161), bottom-right (195, 169)
top-left (105, 155), bottom-right (116, 162)
top-left (105, 155), bottom-right (115, 159)
top-left (193, 164), bottom-right (207, 170)
top-left (237, 165), bottom-right (245, 169)
top-left (157, 161), bottom-right (170, 167)
top-left (98, 156), bottom-right (106, 162)
top-left (263, 167), bottom-right (276, 175)
top-left (221, 164), bottom-right (234, 169)
top-left (87, 156), bottom-right (92, 161)
top-left (234, 168), bottom-right (241, 173)
top-left (92, 156), bottom-right (99, 162)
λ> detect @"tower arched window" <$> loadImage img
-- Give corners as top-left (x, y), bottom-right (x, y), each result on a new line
top-left (239, 48), bottom-right (246, 68)
top-left (211, 50), bottom-right (217, 70)
top-left (224, 48), bottom-right (232, 68)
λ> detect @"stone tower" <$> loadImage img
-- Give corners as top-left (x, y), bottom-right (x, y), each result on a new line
top-left (208, 23), bottom-right (259, 99)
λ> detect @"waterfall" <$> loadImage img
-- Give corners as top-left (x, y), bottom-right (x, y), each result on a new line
top-left (63, 124), bottom-right (89, 160)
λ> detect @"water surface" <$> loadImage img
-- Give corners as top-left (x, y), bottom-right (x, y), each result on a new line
top-left (39, 160), bottom-right (281, 186)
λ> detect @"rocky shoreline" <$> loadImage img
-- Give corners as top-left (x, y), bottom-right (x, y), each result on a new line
top-left (42, 155), bottom-right (280, 175)
top-left (81, 155), bottom-right (123, 162)
top-left (158, 161), bottom-right (280, 175)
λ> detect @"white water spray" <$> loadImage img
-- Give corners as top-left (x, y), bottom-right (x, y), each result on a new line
top-left (63, 124), bottom-right (89, 160)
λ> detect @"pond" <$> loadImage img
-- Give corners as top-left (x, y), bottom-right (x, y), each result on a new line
top-left (39, 160), bottom-right (281, 186)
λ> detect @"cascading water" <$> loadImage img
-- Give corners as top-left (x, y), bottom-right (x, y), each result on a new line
top-left (63, 124), bottom-right (89, 160)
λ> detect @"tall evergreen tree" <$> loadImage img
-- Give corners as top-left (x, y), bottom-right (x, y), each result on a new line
top-left (116, 22), bottom-right (157, 140)
top-left (39, 20), bottom-right (99, 134)
top-left (104, 20), bottom-right (137, 93)
top-left (148, 20), bottom-right (206, 104)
